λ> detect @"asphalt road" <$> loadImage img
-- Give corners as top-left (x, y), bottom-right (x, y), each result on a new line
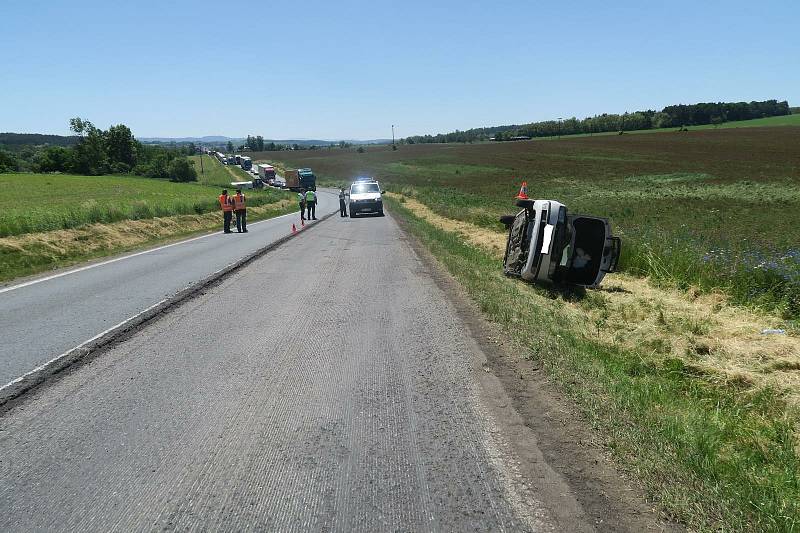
top-left (0, 189), bottom-right (338, 387)
top-left (0, 211), bottom-right (595, 531)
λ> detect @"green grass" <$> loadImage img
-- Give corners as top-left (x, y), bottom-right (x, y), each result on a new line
top-left (190, 154), bottom-right (233, 187)
top-left (0, 171), bottom-right (289, 237)
top-left (387, 196), bottom-right (800, 531)
top-left (694, 113), bottom-right (800, 130)
top-left (522, 113), bottom-right (800, 140)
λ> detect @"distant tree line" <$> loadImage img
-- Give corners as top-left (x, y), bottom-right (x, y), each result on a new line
top-left (0, 133), bottom-right (80, 148)
top-left (240, 135), bottom-right (326, 152)
top-left (0, 118), bottom-right (198, 181)
top-left (402, 99), bottom-right (791, 144)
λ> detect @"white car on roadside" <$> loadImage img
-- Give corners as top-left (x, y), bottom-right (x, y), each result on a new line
top-left (348, 180), bottom-right (384, 217)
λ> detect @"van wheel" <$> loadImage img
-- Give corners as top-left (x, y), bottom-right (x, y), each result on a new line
top-left (379, 210), bottom-right (385, 216)
top-left (499, 215), bottom-right (515, 227)
top-left (516, 199), bottom-right (535, 209)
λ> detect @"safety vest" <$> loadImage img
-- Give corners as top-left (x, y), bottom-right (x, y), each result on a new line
top-left (305, 190), bottom-right (316, 202)
top-left (219, 194), bottom-right (233, 212)
top-left (233, 193), bottom-right (246, 210)
top-left (298, 193), bottom-right (306, 203)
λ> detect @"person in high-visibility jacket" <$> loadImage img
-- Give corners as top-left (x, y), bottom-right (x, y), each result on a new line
top-left (233, 188), bottom-right (248, 233)
top-left (305, 189), bottom-right (317, 220)
top-left (298, 189), bottom-right (307, 220)
top-left (219, 189), bottom-right (234, 233)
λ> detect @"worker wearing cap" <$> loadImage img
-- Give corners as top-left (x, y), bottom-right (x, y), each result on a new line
top-left (298, 189), bottom-right (307, 220)
top-left (305, 189), bottom-right (317, 220)
top-left (219, 189), bottom-right (234, 233)
top-left (233, 188), bottom-right (248, 233)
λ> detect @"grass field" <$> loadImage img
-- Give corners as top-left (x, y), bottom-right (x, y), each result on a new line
top-left (0, 164), bottom-right (294, 281)
top-left (540, 113), bottom-right (800, 140)
top-left (190, 154), bottom-right (233, 187)
top-left (0, 169), bottom-right (288, 237)
top-left (260, 126), bottom-right (800, 319)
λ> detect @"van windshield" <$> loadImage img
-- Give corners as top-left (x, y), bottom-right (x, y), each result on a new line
top-left (352, 183), bottom-right (379, 194)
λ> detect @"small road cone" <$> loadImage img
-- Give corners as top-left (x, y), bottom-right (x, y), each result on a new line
top-left (516, 181), bottom-right (529, 199)
top-left (291, 223), bottom-right (297, 234)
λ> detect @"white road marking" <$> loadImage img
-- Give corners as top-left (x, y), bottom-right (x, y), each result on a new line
top-left (0, 249), bottom-right (256, 394)
top-left (0, 297), bottom-right (169, 394)
top-left (0, 211), bottom-right (298, 295)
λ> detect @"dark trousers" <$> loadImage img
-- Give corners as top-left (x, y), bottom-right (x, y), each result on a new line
top-left (339, 199), bottom-right (347, 217)
top-left (300, 203), bottom-right (306, 219)
top-left (223, 210), bottom-right (232, 232)
top-left (306, 201), bottom-right (316, 220)
top-left (235, 209), bottom-right (247, 232)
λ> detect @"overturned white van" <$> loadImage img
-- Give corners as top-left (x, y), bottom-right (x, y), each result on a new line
top-left (500, 199), bottom-right (621, 288)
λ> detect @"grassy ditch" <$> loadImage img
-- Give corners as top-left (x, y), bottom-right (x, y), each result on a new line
top-left (0, 198), bottom-right (296, 283)
top-left (0, 171), bottom-right (290, 237)
top-left (386, 195), bottom-right (800, 532)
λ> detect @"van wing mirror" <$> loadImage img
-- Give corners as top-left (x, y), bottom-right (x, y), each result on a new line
top-left (601, 236), bottom-right (622, 273)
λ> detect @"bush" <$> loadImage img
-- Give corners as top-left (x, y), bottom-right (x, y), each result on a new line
top-left (168, 158), bottom-right (197, 182)
top-left (0, 149), bottom-right (19, 172)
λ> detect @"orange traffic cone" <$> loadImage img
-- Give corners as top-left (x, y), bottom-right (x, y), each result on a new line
top-left (291, 223), bottom-right (297, 234)
top-left (516, 181), bottom-right (529, 199)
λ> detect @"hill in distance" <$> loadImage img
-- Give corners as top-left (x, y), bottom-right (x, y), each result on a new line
top-left (139, 136), bottom-right (392, 147)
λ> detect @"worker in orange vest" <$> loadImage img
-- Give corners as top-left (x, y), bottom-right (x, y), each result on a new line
top-left (219, 189), bottom-right (234, 233)
top-left (233, 188), bottom-right (248, 233)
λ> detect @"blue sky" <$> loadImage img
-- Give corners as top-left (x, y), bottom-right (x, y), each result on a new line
top-left (1, 0), bottom-right (798, 139)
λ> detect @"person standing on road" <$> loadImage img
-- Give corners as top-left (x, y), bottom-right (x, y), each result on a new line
top-left (298, 189), bottom-right (307, 220)
top-left (338, 187), bottom-right (348, 217)
top-left (305, 189), bottom-right (317, 220)
top-left (233, 188), bottom-right (248, 233)
top-left (219, 188), bottom-right (234, 234)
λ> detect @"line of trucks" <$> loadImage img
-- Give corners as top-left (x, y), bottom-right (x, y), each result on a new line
top-left (205, 150), bottom-right (316, 192)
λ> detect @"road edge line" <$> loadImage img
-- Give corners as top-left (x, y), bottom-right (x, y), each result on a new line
top-left (0, 209), bottom-right (337, 410)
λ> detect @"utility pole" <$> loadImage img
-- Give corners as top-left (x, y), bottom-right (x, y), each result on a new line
top-left (200, 149), bottom-right (204, 175)
top-left (558, 117), bottom-right (563, 139)
top-left (392, 124), bottom-right (396, 149)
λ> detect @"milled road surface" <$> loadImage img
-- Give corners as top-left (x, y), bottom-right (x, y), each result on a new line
top-left (0, 211), bottom-right (597, 531)
top-left (0, 190), bottom-right (337, 386)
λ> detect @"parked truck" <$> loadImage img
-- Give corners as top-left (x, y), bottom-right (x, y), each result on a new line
top-left (284, 168), bottom-right (316, 191)
top-left (240, 156), bottom-right (252, 171)
top-left (256, 164), bottom-right (276, 182)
